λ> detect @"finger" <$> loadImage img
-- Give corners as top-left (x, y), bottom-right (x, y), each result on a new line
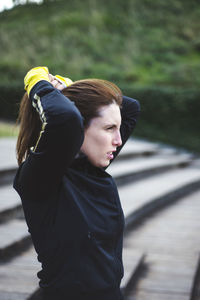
top-left (48, 74), bottom-right (54, 82)
top-left (56, 84), bottom-right (65, 91)
top-left (51, 79), bottom-right (60, 87)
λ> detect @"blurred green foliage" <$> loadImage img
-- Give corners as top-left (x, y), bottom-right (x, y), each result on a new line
top-left (1, 0), bottom-right (200, 87)
top-left (122, 85), bottom-right (200, 153)
top-left (0, 0), bottom-right (200, 151)
top-left (0, 83), bottom-right (24, 120)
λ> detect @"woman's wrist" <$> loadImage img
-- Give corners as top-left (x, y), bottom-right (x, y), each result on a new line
top-left (24, 66), bottom-right (50, 96)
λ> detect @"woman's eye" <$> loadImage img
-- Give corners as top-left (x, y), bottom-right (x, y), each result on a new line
top-left (107, 126), bottom-right (114, 130)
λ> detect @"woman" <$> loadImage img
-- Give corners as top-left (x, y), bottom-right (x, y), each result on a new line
top-left (14, 67), bottom-right (140, 300)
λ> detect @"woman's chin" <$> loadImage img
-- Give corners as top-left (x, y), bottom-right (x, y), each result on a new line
top-left (93, 160), bottom-right (110, 168)
top-left (99, 160), bottom-right (110, 168)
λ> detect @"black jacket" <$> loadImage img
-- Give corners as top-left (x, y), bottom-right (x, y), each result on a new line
top-left (13, 81), bottom-right (140, 300)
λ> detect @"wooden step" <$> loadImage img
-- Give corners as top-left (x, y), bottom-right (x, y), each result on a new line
top-left (118, 167), bottom-right (200, 229)
top-left (0, 184), bottom-right (22, 223)
top-left (108, 153), bottom-right (192, 184)
top-left (0, 137), bottom-right (18, 186)
top-left (126, 189), bottom-right (200, 300)
top-left (120, 249), bottom-right (146, 291)
top-left (116, 139), bottom-right (159, 160)
top-left (0, 246), bottom-right (40, 300)
top-left (0, 245), bottom-right (145, 300)
top-left (0, 168), bottom-right (18, 187)
top-left (0, 219), bottom-right (30, 261)
top-left (0, 138), bottom-right (17, 171)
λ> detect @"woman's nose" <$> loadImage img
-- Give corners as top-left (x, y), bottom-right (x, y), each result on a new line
top-left (113, 131), bottom-right (122, 147)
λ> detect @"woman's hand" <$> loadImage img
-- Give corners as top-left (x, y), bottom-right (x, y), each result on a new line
top-left (48, 74), bottom-right (73, 90)
top-left (48, 74), bottom-right (65, 90)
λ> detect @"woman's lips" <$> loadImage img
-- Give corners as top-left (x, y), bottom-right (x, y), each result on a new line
top-left (107, 152), bottom-right (114, 160)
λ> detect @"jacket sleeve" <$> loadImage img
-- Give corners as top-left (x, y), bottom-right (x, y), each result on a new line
top-left (108, 95), bottom-right (140, 165)
top-left (14, 80), bottom-right (84, 198)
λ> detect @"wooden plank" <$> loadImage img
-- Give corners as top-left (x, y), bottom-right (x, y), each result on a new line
top-left (0, 220), bottom-right (28, 250)
top-left (0, 247), bottom-right (40, 294)
top-left (108, 153), bottom-right (191, 178)
top-left (127, 189), bottom-right (200, 299)
top-left (133, 290), bottom-right (189, 300)
top-left (119, 168), bottom-right (200, 219)
top-left (0, 185), bottom-right (21, 213)
top-left (0, 291), bottom-right (29, 300)
top-left (0, 138), bottom-right (17, 171)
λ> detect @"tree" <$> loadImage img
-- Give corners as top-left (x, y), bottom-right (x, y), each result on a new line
top-left (12, 0), bottom-right (31, 4)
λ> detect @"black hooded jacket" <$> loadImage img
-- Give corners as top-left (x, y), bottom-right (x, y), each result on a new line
top-left (13, 81), bottom-right (140, 300)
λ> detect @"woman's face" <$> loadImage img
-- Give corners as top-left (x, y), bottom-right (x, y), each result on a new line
top-left (80, 103), bottom-right (122, 168)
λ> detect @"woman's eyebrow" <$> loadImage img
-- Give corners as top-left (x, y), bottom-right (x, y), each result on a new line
top-left (104, 122), bottom-right (116, 126)
top-left (104, 122), bottom-right (121, 128)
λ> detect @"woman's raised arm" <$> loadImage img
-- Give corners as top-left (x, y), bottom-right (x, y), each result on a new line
top-left (108, 95), bottom-right (141, 165)
top-left (14, 67), bottom-right (84, 198)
